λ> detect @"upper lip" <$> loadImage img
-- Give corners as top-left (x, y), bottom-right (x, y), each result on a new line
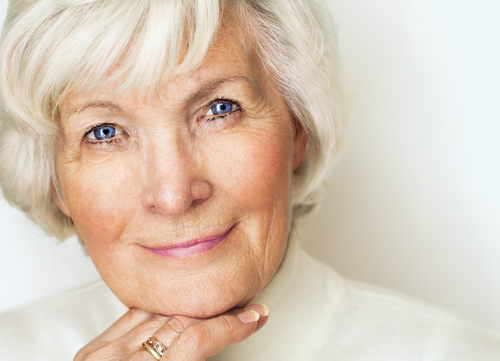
top-left (143, 226), bottom-right (234, 250)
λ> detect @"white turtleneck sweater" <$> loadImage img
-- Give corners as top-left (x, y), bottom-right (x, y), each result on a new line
top-left (1, 239), bottom-right (499, 360)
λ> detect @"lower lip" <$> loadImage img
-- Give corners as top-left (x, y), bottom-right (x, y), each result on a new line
top-left (145, 228), bottom-right (232, 258)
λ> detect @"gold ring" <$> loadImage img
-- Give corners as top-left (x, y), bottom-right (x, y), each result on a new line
top-left (142, 337), bottom-right (167, 359)
top-left (142, 342), bottom-right (161, 360)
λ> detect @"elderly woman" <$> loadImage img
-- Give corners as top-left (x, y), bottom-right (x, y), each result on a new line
top-left (0, 0), bottom-right (499, 360)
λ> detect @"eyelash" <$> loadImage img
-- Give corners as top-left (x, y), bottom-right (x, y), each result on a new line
top-left (83, 123), bottom-right (125, 146)
top-left (85, 138), bottom-right (117, 146)
top-left (201, 97), bottom-right (241, 123)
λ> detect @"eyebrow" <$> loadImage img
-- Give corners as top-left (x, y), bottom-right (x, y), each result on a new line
top-left (68, 100), bottom-right (124, 116)
top-left (186, 76), bottom-right (255, 104)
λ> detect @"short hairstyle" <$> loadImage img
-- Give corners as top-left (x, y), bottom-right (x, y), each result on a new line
top-left (0, 0), bottom-right (347, 240)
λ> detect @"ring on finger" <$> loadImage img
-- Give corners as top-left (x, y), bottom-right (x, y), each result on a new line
top-left (142, 337), bottom-right (167, 360)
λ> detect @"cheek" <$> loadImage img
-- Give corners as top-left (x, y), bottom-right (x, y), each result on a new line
top-left (57, 154), bottom-right (140, 245)
top-left (206, 127), bottom-right (294, 211)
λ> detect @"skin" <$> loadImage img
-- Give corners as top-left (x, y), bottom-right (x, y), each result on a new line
top-left (54, 18), bottom-right (306, 360)
top-left (73, 305), bottom-right (270, 361)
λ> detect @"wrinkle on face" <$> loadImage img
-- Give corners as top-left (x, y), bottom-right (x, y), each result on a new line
top-left (53, 17), bottom-right (301, 318)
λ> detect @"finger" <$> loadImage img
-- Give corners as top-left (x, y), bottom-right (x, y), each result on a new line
top-left (98, 307), bottom-right (155, 343)
top-left (152, 315), bottom-right (203, 348)
top-left (97, 315), bottom-right (201, 360)
top-left (243, 304), bottom-right (269, 332)
top-left (134, 316), bottom-right (203, 360)
top-left (163, 309), bottom-right (261, 361)
top-left (138, 307), bottom-right (264, 354)
top-left (111, 313), bottom-right (172, 348)
top-left (75, 308), bottom-right (156, 360)
top-left (76, 313), bottom-right (173, 360)
top-left (224, 304), bottom-right (269, 333)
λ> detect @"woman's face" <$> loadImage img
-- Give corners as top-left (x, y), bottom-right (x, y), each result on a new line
top-left (54, 22), bottom-right (306, 318)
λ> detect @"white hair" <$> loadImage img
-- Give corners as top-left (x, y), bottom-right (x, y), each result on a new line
top-left (0, 0), bottom-right (347, 239)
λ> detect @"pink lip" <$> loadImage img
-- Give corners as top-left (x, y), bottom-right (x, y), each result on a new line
top-left (144, 227), bottom-right (233, 258)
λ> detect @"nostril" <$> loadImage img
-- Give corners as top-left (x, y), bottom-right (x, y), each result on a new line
top-left (145, 178), bottom-right (212, 216)
top-left (191, 179), bottom-right (213, 203)
top-left (190, 198), bottom-right (205, 208)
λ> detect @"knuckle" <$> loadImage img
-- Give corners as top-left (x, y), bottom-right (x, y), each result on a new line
top-left (124, 307), bottom-right (145, 323)
top-left (219, 315), bottom-right (239, 337)
top-left (166, 316), bottom-right (188, 333)
top-left (180, 325), bottom-right (208, 351)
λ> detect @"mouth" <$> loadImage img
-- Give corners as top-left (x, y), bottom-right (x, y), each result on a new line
top-left (144, 226), bottom-right (234, 258)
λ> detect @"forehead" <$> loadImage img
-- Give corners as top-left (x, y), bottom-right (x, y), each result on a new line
top-left (60, 18), bottom-right (263, 114)
top-left (159, 20), bottom-right (259, 103)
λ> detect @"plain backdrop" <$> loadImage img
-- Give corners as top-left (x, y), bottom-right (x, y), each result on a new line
top-left (1, 0), bottom-right (499, 334)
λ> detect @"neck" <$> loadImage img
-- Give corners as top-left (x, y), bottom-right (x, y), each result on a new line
top-left (211, 237), bottom-right (347, 360)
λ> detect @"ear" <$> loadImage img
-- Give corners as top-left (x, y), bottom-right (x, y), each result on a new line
top-left (50, 183), bottom-right (71, 217)
top-left (292, 123), bottom-right (307, 170)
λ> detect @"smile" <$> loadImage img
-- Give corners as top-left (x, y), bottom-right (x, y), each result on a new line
top-left (144, 226), bottom-right (233, 258)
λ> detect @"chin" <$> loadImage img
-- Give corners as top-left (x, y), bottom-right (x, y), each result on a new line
top-left (140, 297), bottom-right (250, 319)
top-left (123, 281), bottom-right (258, 319)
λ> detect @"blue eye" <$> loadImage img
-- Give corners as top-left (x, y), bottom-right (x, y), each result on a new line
top-left (87, 125), bottom-right (116, 140)
top-left (206, 101), bottom-right (236, 117)
top-left (211, 102), bottom-right (232, 115)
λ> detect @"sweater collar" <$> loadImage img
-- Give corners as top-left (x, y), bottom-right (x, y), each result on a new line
top-left (211, 237), bottom-right (347, 360)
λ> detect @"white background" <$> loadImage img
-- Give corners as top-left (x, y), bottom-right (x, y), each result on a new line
top-left (1, 0), bottom-right (499, 333)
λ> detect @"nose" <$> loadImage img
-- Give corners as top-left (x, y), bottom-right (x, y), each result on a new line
top-left (143, 141), bottom-right (212, 216)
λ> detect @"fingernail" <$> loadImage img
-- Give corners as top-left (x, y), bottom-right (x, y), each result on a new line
top-left (238, 309), bottom-right (260, 324)
top-left (244, 304), bottom-right (269, 317)
top-left (260, 304), bottom-right (269, 317)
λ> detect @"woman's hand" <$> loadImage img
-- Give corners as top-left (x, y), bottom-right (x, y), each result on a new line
top-left (74, 304), bottom-right (268, 361)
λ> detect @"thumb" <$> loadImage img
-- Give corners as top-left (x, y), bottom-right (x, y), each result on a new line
top-left (163, 309), bottom-right (263, 361)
